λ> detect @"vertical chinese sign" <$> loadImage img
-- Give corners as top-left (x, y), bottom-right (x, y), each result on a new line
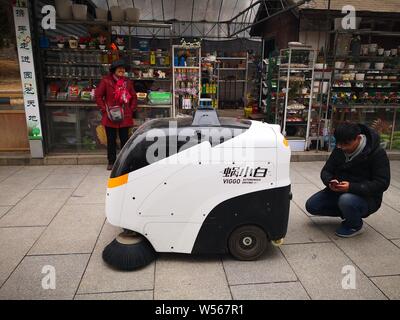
top-left (13, 2), bottom-right (44, 158)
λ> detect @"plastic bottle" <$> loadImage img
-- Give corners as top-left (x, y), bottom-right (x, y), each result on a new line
top-left (150, 51), bottom-right (156, 65)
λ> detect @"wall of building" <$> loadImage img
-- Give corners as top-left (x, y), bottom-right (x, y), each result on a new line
top-left (262, 11), bottom-right (299, 53)
top-left (299, 31), bottom-right (327, 51)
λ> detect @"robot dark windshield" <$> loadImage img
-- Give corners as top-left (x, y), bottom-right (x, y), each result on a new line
top-left (110, 116), bottom-right (251, 178)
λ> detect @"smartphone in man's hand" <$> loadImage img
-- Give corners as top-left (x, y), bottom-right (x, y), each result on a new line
top-left (329, 179), bottom-right (340, 186)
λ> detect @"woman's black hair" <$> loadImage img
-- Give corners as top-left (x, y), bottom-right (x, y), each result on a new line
top-left (334, 122), bottom-right (361, 144)
top-left (109, 59), bottom-right (130, 73)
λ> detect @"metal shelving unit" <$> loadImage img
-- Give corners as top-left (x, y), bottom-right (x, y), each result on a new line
top-left (201, 56), bottom-right (219, 108)
top-left (276, 45), bottom-right (317, 151)
top-left (216, 54), bottom-right (249, 109)
top-left (172, 44), bottom-right (202, 116)
top-left (328, 28), bottom-right (400, 151)
top-left (36, 18), bottom-right (173, 153)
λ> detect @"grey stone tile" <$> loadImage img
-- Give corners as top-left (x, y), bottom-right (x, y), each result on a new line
top-left (45, 156), bottom-right (77, 165)
top-left (155, 255), bottom-right (231, 300)
top-left (231, 282), bottom-right (310, 300)
top-left (67, 175), bottom-right (107, 205)
top-left (0, 227), bottom-right (44, 287)
top-left (0, 189), bottom-right (73, 227)
top-left (77, 156), bottom-right (107, 165)
top-left (0, 254), bottom-right (89, 300)
top-left (35, 173), bottom-right (87, 190)
top-left (51, 165), bottom-right (93, 175)
top-left (312, 217), bottom-right (400, 277)
top-left (291, 162), bottom-right (325, 189)
top-left (0, 206), bottom-right (12, 219)
top-left (87, 165), bottom-right (111, 177)
top-left (285, 202), bottom-right (330, 244)
top-left (28, 204), bottom-right (105, 255)
top-left (78, 223), bottom-right (154, 294)
top-left (11, 166), bottom-right (57, 179)
top-left (0, 166), bottom-right (23, 182)
top-left (382, 187), bottom-right (400, 212)
top-left (289, 169), bottom-right (309, 184)
top-left (74, 290), bottom-right (153, 300)
top-left (371, 276), bottom-right (400, 300)
top-left (223, 246), bottom-right (296, 285)
top-left (392, 239), bottom-right (400, 248)
top-left (365, 203), bottom-right (400, 239)
top-left (281, 243), bottom-right (387, 300)
top-left (390, 177), bottom-right (400, 190)
top-left (291, 183), bottom-right (321, 215)
top-left (0, 175), bottom-right (48, 206)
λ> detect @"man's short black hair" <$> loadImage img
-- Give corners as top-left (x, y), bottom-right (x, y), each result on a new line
top-left (334, 122), bottom-right (361, 144)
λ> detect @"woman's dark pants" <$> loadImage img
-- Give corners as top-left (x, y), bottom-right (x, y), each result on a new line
top-left (105, 126), bottom-right (129, 165)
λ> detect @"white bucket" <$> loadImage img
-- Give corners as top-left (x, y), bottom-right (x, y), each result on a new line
top-left (125, 8), bottom-right (140, 22)
top-left (72, 4), bottom-right (87, 20)
top-left (110, 6), bottom-right (124, 21)
top-left (55, 0), bottom-right (72, 20)
top-left (96, 8), bottom-right (108, 21)
top-left (356, 73), bottom-right (365, 81)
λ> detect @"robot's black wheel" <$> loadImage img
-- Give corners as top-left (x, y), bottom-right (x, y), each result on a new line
top-left (228, 225), bottom-right (267, 261)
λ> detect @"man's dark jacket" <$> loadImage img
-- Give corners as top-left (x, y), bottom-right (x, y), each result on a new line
top-left (321, 124), bottom-right (391, 215)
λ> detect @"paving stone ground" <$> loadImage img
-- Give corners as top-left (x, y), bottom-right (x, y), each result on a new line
top-left (0, 162), bottom-right (399, 300)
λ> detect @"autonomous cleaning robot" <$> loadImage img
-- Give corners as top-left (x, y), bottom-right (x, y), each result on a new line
top-left (103, 107), bottom-right (291, 270)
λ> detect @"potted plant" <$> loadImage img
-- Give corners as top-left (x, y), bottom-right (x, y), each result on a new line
top-left (116, 37), bottom-right (125, 50)
top-left (98, 35), bottom-right (107, 50)
top-left (88, 36), bottom-right (98, 49)
top-left (55, 35), bottom-right (66, 49)
top-left (79, 36), bottom-right (89, 49)
top-left (68, 35), bottom-right (78, 49)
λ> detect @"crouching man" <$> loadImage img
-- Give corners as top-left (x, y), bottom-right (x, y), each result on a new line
top-left (306, 122), bottom-right (390, 237)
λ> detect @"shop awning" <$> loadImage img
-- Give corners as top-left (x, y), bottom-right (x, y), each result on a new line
top-left (90, 0), bottom-right (262, 38)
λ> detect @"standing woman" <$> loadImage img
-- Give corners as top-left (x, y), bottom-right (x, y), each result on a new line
top-left (96, 60), bottom-right (137, 170)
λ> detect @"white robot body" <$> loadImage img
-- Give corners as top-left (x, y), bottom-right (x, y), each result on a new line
top-left (106, 114), bottom-right (291, 255)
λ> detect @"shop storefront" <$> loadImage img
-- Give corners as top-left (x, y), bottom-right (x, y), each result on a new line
top-left (14, 0), bottom-right (263, 156)
top-left (252, 0), bottom-right (400, 151)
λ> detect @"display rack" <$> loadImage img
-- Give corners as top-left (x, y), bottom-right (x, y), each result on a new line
top-left (172, 44), bottom-right (202, 116)
top-left (36, 19), bottom-right (173, 153)
top-left (217, 54), bottom-right (248, 109)
top-left (201, 56), bottom-right (219, 108)
top-left (276, 46), bottom-right (317, 151)
top-left (307, 64), bottom-right (332, 150)
top-left (260, 56), bottom-right (278, 122)
top-left (328, 29), bottom-right (400, 150)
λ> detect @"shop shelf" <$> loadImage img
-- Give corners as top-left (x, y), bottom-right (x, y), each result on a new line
top-left (45, 62), bottom-right (111, 67)
top-left (173, 66), bottom-right (200, 69)
top-left (217, 57), bottom-right (247, 60)
top-left (131, 66), bottom-right (171, 69)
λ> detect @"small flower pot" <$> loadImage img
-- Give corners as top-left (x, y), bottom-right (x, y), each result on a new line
top-left (69, 40), bottom-right (78, 49)
top-left (99, 45), bottom-right (106, 50)
top-left (79, 44), bottom-right (87, 49)
top-left (118, 46), bottom-right (125, 50)
top-left (57, 43), bottom-right (65, 49)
